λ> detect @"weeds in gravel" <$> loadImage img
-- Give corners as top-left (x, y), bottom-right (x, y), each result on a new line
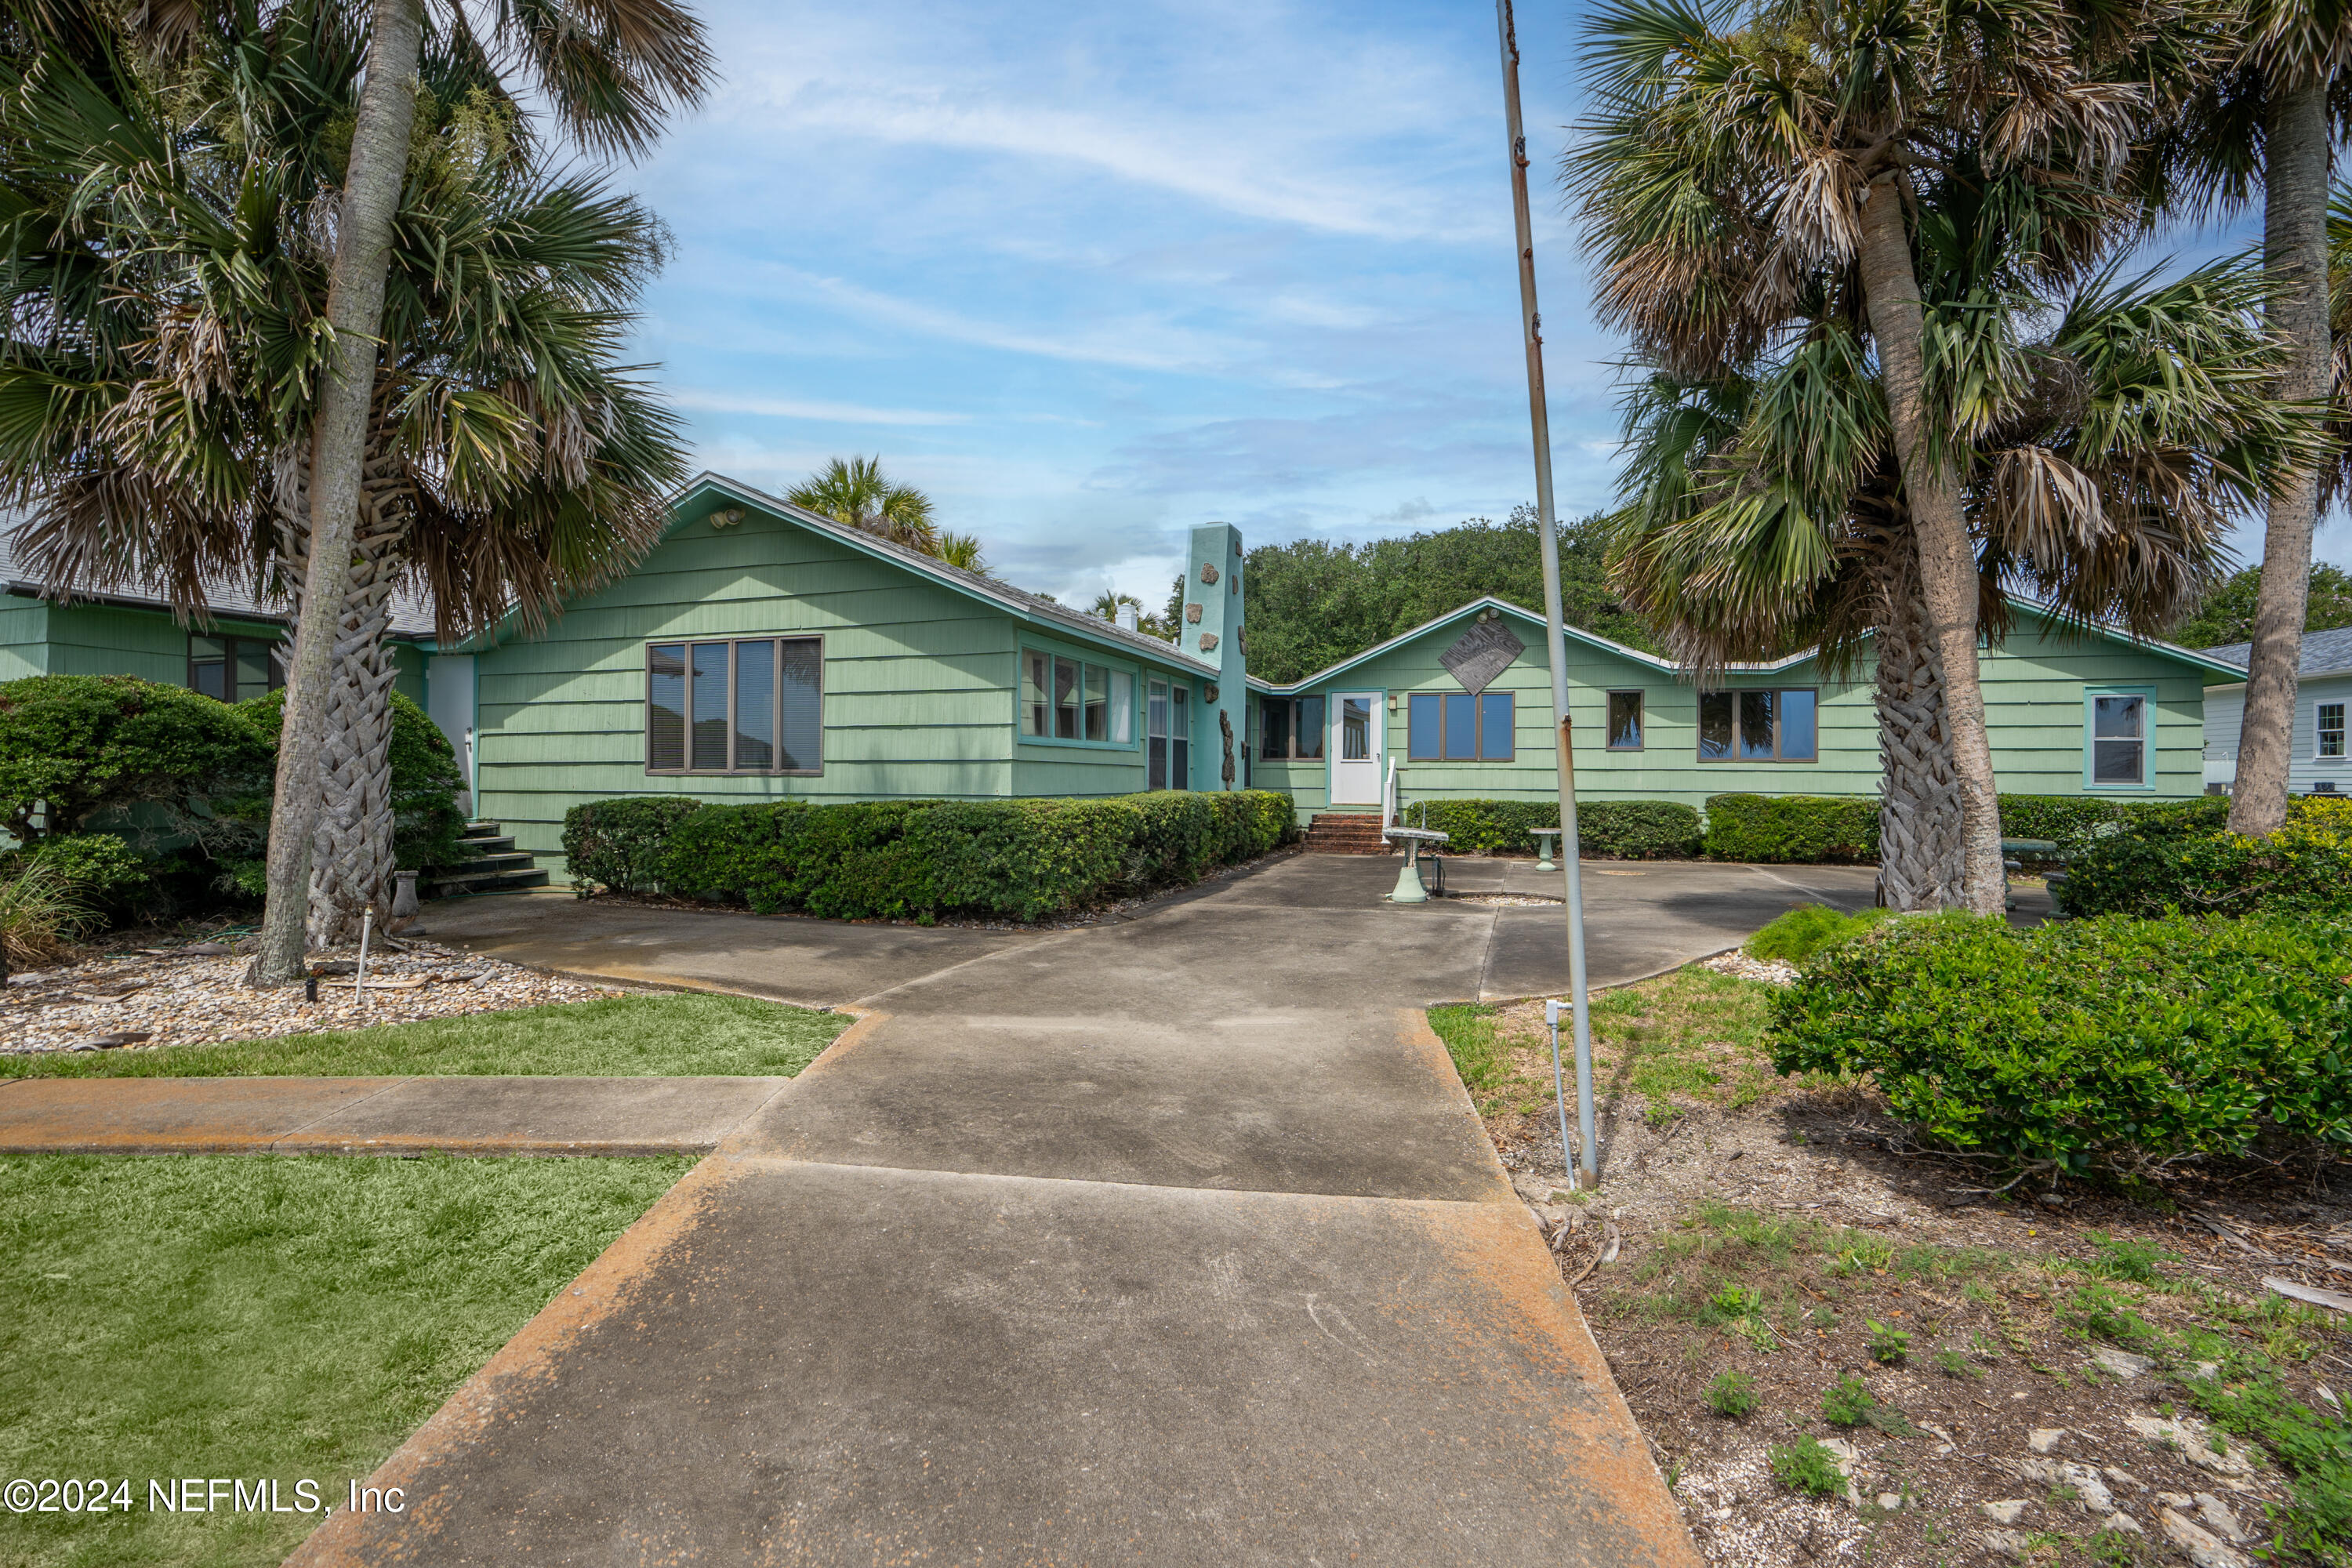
top-left (1707, 1370), bottom-right (1759, 1417)
top-left (1933, 1347), bottom-right (1982, 1380)
top-left (2184, 1374), bottom-right (2352, 1560)
top-left (1867, 1319), bottom-right (1911, 1365)
top-left (2078, 1232), bottom-right (2179, 1286)
top-left (1823, 1375), bottom-right (1875, 1427)
top-left (1771, 1436), bottom-right (1849, 1499)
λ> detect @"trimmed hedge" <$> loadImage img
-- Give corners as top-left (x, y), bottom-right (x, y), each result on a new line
top-left (1406, 797), bottom-right (1700, 858)
top-left (563, 790), bottom-right (1300, 921)
top-left (1995, 793), bottom-right (2228, 858)
top-left (1703, 794), bottom-right (1880, 862)
top-left (2056, 798), bottom-right (2352, 920)
top-left (1769, 913), bottom-right (2352, 1177)
top-left (0, 675), bottom-right (272, 844)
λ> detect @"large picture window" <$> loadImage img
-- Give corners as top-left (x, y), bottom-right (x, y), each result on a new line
top-left (2084, 688), bottom-right (2151, 789)
top-left (1021, 649), bottom-right (1134, 746)
top-left (1258, 696), bottom-right (1325, 760)
top-left (1697, 688), bottom-right (1817, 761)
top-left (1406, 691), bottom-right (1514, 761)
top-left (189, 634), bottom-right (284, 702)
top-left (648, 637), bottom-right (821, 775)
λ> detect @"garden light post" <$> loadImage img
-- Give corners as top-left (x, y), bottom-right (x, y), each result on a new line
top-left (1497, 0), bottom-right (1597, 1187)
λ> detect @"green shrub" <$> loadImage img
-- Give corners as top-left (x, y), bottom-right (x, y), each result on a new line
top-left (1407, 797), bottom-right (1700, 858)
top-left (2056, 808), bottom-right (2352, 920)
top-left (0, 675), bottom-right (271, 844)
top-left (563, 797), bottom-right (703, 895)
top-left (1744, 904), bottom-right (1895, 964)
top-left (1867, 1320), bottom-right (1911, 1365)
top-left (239, 688), bottom-right (466, 872)
top-left (1996, 793), bottom-right (2229, 858)
top-left (1706, 1370), bottom-right (1759, 1417)
top-left (11, 833), bottom-right (151, 905)
top-left (568, 789), bottom-right (1295, 921)
top-left (1771, 1436), bottom-right (1849, 1497)
top-left (1768, 913), bottom-right (2352, 1177)
top-left (1703, 793), bottom-right (1879, 862)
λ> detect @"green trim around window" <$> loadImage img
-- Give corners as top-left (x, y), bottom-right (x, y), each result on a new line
top-left (1018, 640), bottom-right (1143, 750)
top-left (2083, 684), bottom-right (2157, 790)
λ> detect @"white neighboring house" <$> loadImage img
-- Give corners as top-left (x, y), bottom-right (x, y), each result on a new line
top-left (2201, 625), bottom-right (2352, 795)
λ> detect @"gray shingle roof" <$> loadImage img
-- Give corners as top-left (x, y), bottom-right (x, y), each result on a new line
top-left (2201, 625), bottom-right (2352, 678)
top-left (0, 525), bottom-right (437, 637)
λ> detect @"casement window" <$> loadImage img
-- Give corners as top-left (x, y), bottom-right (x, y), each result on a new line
top-left (1697, 688), bottom-right (1817, 761)
top-left (1606, 691), bottom-right (1645, 750)
top-left (2083, 687), bottom-right (2153, 789)
top-left (189, 635), bottom-right (284, 702)
top-left (2319, 701), bottom-right (2347, 760)
top-left (647, 637), bottom-right (822, 775)
top-left (1257, 695), bottom-right (1326, 760)
top-left (1020, 649), bottom-right (1134, 746)
top-left (1406, 691), bottom-right (1514, 762)
top-left (1146, 679), bottom-right (1190, 789)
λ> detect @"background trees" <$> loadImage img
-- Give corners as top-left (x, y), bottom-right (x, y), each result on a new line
top-left (787, 456), bottom-right (942, 556)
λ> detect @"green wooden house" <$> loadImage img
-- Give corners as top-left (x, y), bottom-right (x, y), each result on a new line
top-left (0, 472), bottom-right (2246, 880)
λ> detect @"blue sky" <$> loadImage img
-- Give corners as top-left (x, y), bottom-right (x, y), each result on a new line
top-left (619, 0), bottom-right (2350, 610)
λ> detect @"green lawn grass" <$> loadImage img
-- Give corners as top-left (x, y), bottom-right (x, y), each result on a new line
top-left (0, 993), bottom-right (846, 1080)
top-left (0, 1152), bottom-right (693, 1568)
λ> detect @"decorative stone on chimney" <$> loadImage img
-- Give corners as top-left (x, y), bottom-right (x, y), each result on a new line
top-left (1181, 522), bottom-right (1248, 789)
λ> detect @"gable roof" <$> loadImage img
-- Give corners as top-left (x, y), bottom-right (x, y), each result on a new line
top-left (2199, 626), bottom-right (2352, 681)
top-left (674, 474), bottom-right (1216, 675)
top-left (1255, 596), bottom-right (1678, 694)
top-left (0, 525), bottom-right (438, 637)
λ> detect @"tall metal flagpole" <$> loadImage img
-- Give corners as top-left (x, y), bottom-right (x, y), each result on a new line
top-left (1496, 0), bottom-right (1597, 1188)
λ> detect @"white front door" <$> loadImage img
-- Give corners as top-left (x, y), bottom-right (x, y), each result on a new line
top-left (1330, 691), bottom-right (1383, 804)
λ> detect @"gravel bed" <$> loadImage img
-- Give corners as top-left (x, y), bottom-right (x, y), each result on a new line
top-left (1, 939), bottom-right (629, 1056)
top-left (1699, 949), bottom-right (1800, 985)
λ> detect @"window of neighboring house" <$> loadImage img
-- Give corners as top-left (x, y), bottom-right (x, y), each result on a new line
top-left (2319, 701), bottom-right (2347, 760)
top-left (1406, 691), bottom-right (1515, 761)
top-left (1606, 691), bottom-right (1644, 750)
top-left (2085, 688), bottom-right (2152, 789)
top-left (1257, 696), bottom-right (1325, 760)
top-left (1020, 649), bottom-right (1134, 746)
top-left (647, 637), bottom-right (821, 775)
top-left (189, 634), bottom-right (285, 702)
top-left (1146, 678), bottom-right (1192, 789)
top-left (1697, 688), bottom-right (1817, 761)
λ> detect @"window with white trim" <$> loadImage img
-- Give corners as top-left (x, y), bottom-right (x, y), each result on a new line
top-left (2319, 701), bottom-right (2346, 760)
top-left (1147, 679), bottom-right (1189, 789)
top-left (647, 637), bottom-right (822, 775)
top-left (2085, 688), bottom-right (2151, 789)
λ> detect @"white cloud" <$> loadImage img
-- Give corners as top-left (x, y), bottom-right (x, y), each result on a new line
top-left (668, 389), bottom-right (969, 426)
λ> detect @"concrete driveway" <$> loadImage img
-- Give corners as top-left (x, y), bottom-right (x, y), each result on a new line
top-left (289, 855), bottom-right (1849, 1566)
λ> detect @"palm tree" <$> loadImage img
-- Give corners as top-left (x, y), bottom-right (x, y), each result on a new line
top-left (0, 4), bottom-right (687, 943)
top-left (2138, 0), bottom-right (2350, 833)
top-left (1607, 207), bottom-right (2313, 904)
top-left (34, 0), bottom-right (707, 982)
top-left (1571, 0), bottom-right (2157, 913)
top-left (786, 456), bottom-right (941, 556)
top-left (937, 530), bottom-right (988, 573)
top-left (1091, 590), bottom-right (1144, 621)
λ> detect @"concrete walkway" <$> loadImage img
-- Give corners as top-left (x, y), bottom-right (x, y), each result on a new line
top-left (270, 854), bottom-right (1814, 1565)
top-left (0, 1075), bottom-right (789, 1156)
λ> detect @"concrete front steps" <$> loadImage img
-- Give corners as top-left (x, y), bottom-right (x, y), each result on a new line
top-left (423, 819), bottom-right (550, 898)
top-left (1303, 812), bottom-right (1392, 855)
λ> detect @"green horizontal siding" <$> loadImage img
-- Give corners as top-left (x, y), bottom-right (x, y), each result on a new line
top-left (0, 597), bottom-right (49, 681)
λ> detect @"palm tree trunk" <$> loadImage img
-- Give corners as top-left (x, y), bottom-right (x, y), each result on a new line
top-left (1854, 174), bottom-right (2006, 915)
top-left (2230, 79), bottom-right (2331, 837)
top-left (1873, 534), bottom-right (1964, 909)
top-left (249, 0), bottom-right (422, 985)
top-left (307, 452), bottom-right (408, 946)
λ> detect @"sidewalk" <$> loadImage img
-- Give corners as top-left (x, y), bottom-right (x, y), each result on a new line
top-left (282, 854), bottom-right (1708, 1566)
